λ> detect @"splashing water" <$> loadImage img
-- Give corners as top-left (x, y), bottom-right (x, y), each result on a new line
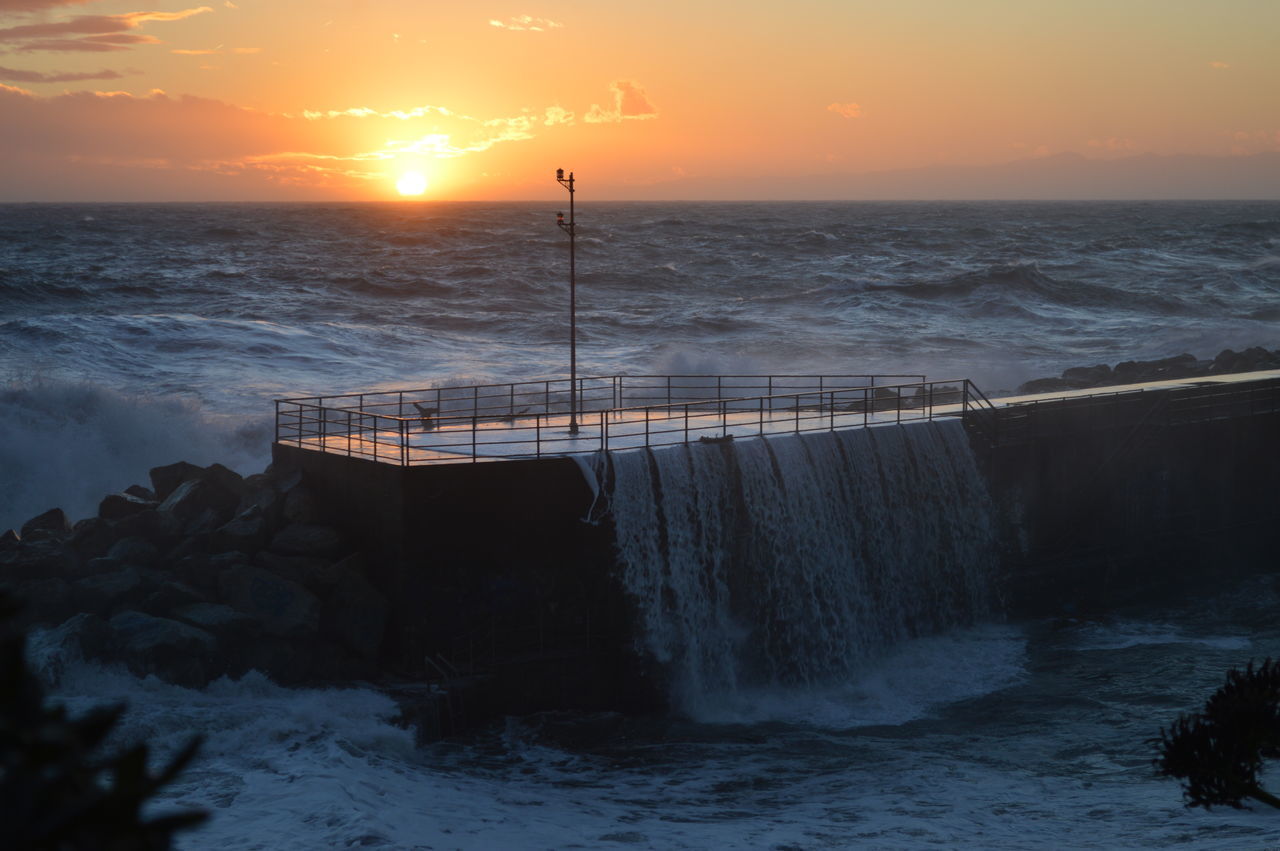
top-left (608, 418), bottom-right (1000, 716)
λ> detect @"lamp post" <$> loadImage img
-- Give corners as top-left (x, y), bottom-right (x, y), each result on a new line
top-left (555, 168), bottom-right (579, 435)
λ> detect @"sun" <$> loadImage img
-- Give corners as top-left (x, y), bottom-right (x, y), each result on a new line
top-left (396, 171), bottom-right (428, 196)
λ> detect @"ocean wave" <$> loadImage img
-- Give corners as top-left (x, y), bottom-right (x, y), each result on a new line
top-left (0, 377), bottom-right (269, 532)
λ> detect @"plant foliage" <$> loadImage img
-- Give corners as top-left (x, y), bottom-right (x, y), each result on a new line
top-left (1154, 658), bottom-right (1280, 810)
top-left (0, 593), bottom-right (207, 849)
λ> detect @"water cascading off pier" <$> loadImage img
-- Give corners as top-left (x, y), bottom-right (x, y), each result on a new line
top-left (605, 418), bottom-right (1001, 714)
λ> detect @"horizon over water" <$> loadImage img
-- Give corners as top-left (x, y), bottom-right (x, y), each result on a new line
top-left (4, 200), bottom-right (1280, 849)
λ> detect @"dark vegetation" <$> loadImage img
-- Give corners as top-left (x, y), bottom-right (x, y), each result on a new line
top-left (0, 591), bottom-right (206, 849)
top-left (1154, 659), bottom-right (1280, 810)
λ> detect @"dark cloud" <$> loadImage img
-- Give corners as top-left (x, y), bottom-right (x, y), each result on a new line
top-left (0, 63), bottom-right (126, 81)
top-left (0, 7), bottom-right (210, 52)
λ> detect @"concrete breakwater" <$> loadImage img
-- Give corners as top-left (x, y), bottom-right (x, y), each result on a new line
top-left (4, 369), bottom-right (1279, 737)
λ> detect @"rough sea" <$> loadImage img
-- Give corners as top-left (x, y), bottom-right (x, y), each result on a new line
top-left (3, 200), bottom-right (1280, 849)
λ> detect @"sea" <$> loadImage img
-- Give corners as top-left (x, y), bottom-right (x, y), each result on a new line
top-left (3, 200), bottom-right (1280, 849)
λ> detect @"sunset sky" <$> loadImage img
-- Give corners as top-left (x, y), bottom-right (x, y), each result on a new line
top-left (0, 0), bottom-right (1276, 201)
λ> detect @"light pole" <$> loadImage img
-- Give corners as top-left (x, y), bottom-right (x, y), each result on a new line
top-left (555, 168), bottom-right (579, 435)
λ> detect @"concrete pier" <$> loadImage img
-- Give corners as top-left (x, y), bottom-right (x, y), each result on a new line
top-left (272, 369), bottom-right (1280, 725)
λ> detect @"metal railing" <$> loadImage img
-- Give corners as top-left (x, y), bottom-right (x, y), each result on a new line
top-left (274, 374), bottom-right (997, 465)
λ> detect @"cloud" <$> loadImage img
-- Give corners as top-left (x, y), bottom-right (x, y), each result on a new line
top-left (1229, 129), bottom-right (1280, 155)
top-left (543, 105), bottom-right (573, 126)
top-left (584, 80), bottom-right (657, 123)
top-left (171, 47), bottom-right (218, 55)
top-left (0, 85), bottom-right (567, 198)
top-left (0, 63), bottom-right (127, 82)
top-left (0, 6), bottom-right (212, 53)
top-left (826, 102), bottom-right (861, 118)
top-left (1087, 136), bottom-right (1137, 152)
top-left (1209, 61), bottom-right (1229, 69)
top-left (0, 0), bottom-right (96, 9)
top-left (489, 15), bottom-right (563, 32)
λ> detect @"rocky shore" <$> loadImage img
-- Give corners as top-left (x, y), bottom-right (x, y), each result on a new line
top-left (1, 461), bottom-right (388, 688)
top-left (1015, 346), bottom-right (1280, 395)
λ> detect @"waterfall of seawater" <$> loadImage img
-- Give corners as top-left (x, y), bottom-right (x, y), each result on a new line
top-left (607, 419), bottom-right (1000, 714)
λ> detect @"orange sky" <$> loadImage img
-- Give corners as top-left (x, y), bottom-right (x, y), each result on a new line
top-left (0, 0), bottom-right (1277, 200)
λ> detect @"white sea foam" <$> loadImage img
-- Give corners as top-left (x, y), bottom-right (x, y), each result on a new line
top-left (0, 376), bottom-right (269, 531)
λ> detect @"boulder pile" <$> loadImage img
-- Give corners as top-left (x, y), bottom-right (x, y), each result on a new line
top-left (0, 461), bottom-right (388, 687)
top-left (1016, 346), bottom-right (1280, 396)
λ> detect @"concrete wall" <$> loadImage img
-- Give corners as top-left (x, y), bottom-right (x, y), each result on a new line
top-left (970, 379), bottom-right (1280, 616)
top-left (272, 445), bottom-right (658, 713)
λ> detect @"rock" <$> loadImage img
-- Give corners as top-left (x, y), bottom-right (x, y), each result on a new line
top-left (68, 517), bottom-right (117, 561)
top-left (72, 566), bottom-right (145, 615)
top-left (20, 508), bottom-right (71, 540)
top-left (32, 613), bottom-right (115, 682)
top-left (209, 506), bottom-right (268, 554)
top-left (139, 579), bottom-right (208, 618)
top-left (108, 610), bottom-right (218, 686)
top-left (79, 556), bottom-right (125, 578)
top-left (183, 507), bottom-right (225, 537)
top-left (9, 577), bottom-right (74, 629)
top-left (270, 523), bottom-right (343, 559)
top-left (171, 601), bottom-right (260, 637)
top-left (159, 478), bottom-right (239, 526)
top-left (98, 492), bottom-right (155, 522)
top-left (204, 463), bottom-right (248, 498)
top-left (282, 485), bottom-right (321, 524)
top-left (149, 461), bottom-right (206, 502)
top-left (236, 478), bottom-right (281, 523)
top-left (1018, 377), bottom-right (1078, 395)
top-left (1061, 364), bottom-right (1112, 386)
top-left (218, 565), bottom-right (320, 636)
top-left (111, 509), bottom-right (182, 547)
top-left (320, 568), bottom-right (388, 661)
top-left (872, 386), bottom-right (901, 412)
top-left (254, 551), bottom-right (338, 594)
top-left (0, 529), bottom-right (19, 551)
top-left (107, 536), bottom-right (159, 569)
top-left (124, 484), bottom-right (157, 501)
top-left (0, 539), bottom-right (78, 581)
top-left (170, 551), bottom-right (249, 592)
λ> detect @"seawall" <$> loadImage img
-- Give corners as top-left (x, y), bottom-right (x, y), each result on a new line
top-left (272, 370), bottom-right (1280, 723)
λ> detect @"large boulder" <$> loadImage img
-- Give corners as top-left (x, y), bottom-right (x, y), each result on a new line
top-left (20, 508), bottom-right (71, 542)
top-left (269, 523), bottom-right (343, 559)
top-left (68, 517), bottom-right (117, 561)
top-left (71, 566), bottom-right (146, 616)
top-left (217, 565), bottom-right (319, 636)
top-left (209, 505), bottom-right (268, 554)
top-left (98, 492), bottom-right (155, 522)
top-left (107, 610), bottom-right (218, 686)
top-left (1061, 364), bottom-right (1113, 387)
top-left (106, 536), bottom-right (159, 569)
top-left (159, 479), bottom-right (239, 525)
top-left (171, 601), bottom-right (260, 638)
top-left (110, 509), bottom-right (181, 548)
top-left (0, 539), bottom-right (78, 582)
top-left (148, 461), bottom-right (205, 502)
top-left (282, 485), bottom-right (321, 525)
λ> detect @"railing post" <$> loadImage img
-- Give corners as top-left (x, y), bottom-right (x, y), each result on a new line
top-left (471, 415), bottom-right (477, 461)
top-left (400, 418), bottom-right (407, 466)
top-left (371, 414), bottom-right (378, 462)
top-left (759, 396), bottom-right (764, 435)
top-left (600, 411), bottom-right (607, 452)
top-left (536, 414), bottom-right (541, 457)
top-left (684, 403), bottom-right (689, 443)
top-left (347, 410), bottom-right (352, 456)
top-left (829, 391), bottom-right (835, 430)
top-left (274, 400), bottom-right (280, 443)
top-left (473, 386), bottom-right (479, 420)
top-left (666, 375), bottom-right (672, 406)
top-left (645, 408), bottom-right (650, 446)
